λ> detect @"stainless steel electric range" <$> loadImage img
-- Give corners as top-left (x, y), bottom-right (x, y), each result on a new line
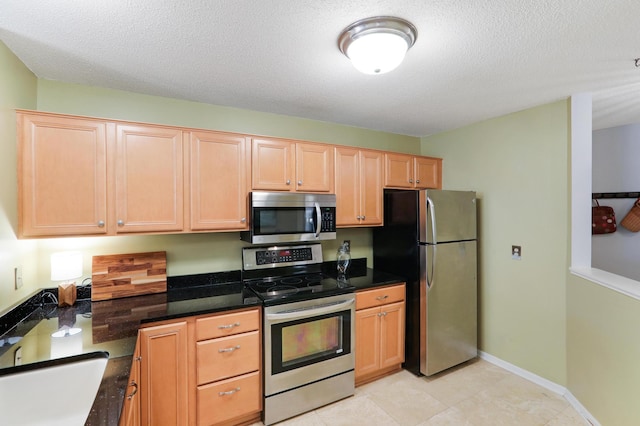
top-left (242, 243), bottom-right (355, 426)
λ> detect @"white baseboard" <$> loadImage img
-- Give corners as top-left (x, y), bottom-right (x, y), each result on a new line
top-left (479, 351), bottom-right (600, 426)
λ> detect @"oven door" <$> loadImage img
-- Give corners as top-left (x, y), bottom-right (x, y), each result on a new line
top-left (264, 294), bottom-right (355, 396)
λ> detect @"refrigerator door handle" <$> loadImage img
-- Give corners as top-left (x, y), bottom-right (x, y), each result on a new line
top-left (427, 196), bottom-right (437, 245)
top-left (427, 245), bottom-right (437, 290)
top-left (427, 196), bottom-right (437, 289)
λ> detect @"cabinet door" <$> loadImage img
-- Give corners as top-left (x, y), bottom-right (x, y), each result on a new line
top-left (414, 156), bottom-right (442, 189)
top-left (334, 147), bottom-right (360, 226)
top-left (115, 124), bottom-right (184, 233)
top-left (18, 112), bottom-right (108, 237)
top-left (295, 142), bottom-right (334, 192)
top-left (139, 321), bottom-right (189, 426)
top-left (359, 150), bottom-right (383, 225)
top-left (119, 341), bottom-right (141, 426)
top-left (189, 131), bottom-right (249, 230)
top-left (379, 301), bottom-right (405, 369)
top-left (251, 138), bottom-right (294, 191)
top-left (355, 306), bottom-right (381, 380)
top-left (384, 153), bottom-right (414, 188)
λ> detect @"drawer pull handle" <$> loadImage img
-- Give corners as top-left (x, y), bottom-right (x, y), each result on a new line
top-left (218, 322), bottom-right (240, 329)
top-left (126, 381), bottom-right (138, 400)
top-left (219, 387), bottom-right (241, 396)
top-left (376, 295), bottom-right (389, 301)
top-left (218, 345), bottom-right (241, 353)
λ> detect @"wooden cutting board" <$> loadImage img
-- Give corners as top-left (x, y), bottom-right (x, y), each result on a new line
top-left (91, 251), bottom-right (167, 301)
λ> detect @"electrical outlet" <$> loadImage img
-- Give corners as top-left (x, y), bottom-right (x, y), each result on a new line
top-left (14, 346), bottom-right (22, 366)
top-left (14, 266), bottom-right (23, 289)
top-left (511, 245), bottom-right (522, 260)
top-left (343, 240), bottom-right (350, 252)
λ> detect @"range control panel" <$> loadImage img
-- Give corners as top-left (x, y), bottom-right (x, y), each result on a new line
top-left (242, 243), bottom-right (323, 270)
top-left (255, 247), bottom-right (313, 265)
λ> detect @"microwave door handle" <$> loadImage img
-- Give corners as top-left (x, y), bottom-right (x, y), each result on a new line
top-left (314, 202), bottom-right (321, 238)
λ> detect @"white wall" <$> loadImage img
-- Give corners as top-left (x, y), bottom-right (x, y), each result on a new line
top-left (592, 123), bottom-right (640, 281)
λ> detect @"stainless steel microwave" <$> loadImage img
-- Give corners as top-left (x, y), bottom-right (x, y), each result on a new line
top-left (240, 192), bottom-right (336, 244)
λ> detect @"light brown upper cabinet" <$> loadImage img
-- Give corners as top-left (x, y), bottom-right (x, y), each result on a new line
top-left (335, 147), bottom-right (383, 227)
top-left (251, 137), bottom-right (334, 193)
top-left (188, 131), bottom-right (250, 231)
top-left (115, 124), bottom-right (184, 233)
top-left (384, 153), bottom-right (442, 189)
top-left (18, 112), bottom-right (109, 237)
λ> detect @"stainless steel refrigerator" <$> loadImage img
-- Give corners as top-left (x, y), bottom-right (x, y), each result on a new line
top-left (373, 189), bottom-right (477, 376)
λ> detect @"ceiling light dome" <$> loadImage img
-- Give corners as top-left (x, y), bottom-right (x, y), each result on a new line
top-left (338, 16), bottom-right (417, 75)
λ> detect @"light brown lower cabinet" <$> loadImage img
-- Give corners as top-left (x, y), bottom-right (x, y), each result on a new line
top-left (195, 309), bottom-right (262, 426)
top-left (355, 283), bottom-right (406, 386)
top-left (119, 308), bottom-right (261, 426)
top-left (139, 320), bottom-right (189, 426)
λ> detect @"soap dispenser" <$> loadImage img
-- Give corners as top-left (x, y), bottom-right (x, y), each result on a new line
top-left (336, 241), bottom-right (351, 276)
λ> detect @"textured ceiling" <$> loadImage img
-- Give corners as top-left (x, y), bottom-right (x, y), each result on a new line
top-left (1, 1), bottom-right (639, 137)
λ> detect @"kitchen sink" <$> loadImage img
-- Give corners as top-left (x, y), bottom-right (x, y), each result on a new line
top-left (0, 351), bottom-right (108, 426)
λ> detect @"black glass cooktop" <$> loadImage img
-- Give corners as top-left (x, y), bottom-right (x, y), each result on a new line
top-left (244, 273), bottom-right (354, 305)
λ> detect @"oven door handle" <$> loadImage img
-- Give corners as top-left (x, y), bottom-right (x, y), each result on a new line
top-left (265, 298), bottom-right (355, 321)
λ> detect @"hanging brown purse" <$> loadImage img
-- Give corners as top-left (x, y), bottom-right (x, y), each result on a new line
top-left (592, 199), bottom-right (617, 234)
top-left (620, 198), bottom-right (640, 232)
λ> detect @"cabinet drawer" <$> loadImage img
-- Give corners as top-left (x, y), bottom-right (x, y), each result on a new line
top-left (197, 331), bottom-right (260, 384)
top-left (197, 371), bottom-right (261, 426)
top-left (196, 309), bottom-right (259, 341)
top-left (356, 284), bottom-right (405, 310)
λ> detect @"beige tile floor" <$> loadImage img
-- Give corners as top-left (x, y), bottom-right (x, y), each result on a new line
top-left (256, 359), bottom-right (590, 426)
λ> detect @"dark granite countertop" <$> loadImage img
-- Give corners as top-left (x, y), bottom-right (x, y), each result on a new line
top-left (0, 264), bottom-right (403, 425)
top-left (0, 272), bottom-right (260, 426)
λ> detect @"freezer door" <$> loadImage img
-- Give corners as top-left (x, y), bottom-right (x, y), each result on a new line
top-left (419, 190), bottom-right (477, 244)
top-left (420, 241), bottom-right (477, 376)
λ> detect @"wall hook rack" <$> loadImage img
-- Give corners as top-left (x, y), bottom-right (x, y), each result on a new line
top-left (592, 192), bottom-right (640, 199)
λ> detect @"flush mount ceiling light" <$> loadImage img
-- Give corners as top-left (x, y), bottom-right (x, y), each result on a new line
top-left (338, 16), bottom-right (417, 75)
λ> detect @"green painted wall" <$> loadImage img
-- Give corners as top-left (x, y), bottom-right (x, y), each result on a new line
top-left (36, 80), bottom-right (420, 153)
top-left (567, 274), bottom-right (640, 425)
top-left (420, 100), bottom-right (570, 386)
top-left (0, 42), bottom-right (38, 312)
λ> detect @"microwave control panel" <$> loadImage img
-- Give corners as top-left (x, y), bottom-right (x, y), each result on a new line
top-left (320, 207), bottom-right (336, 232)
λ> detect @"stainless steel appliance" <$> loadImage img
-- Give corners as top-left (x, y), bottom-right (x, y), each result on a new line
top-left (242, 244), bottom-right (355, 425)
top-left (240, 192), bottom-right (337, 244)
top-left (373, 189), bottom-right (477, 376)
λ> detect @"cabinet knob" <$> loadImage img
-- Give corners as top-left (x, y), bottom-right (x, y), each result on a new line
top-left (286, 180), bottom-right (291, 185)
top-left (361, 215), bottom-right (365, 220)
top-left (241, 218), bottom-right (246, 223)
top-left (416, 179), bottom-right (420, 184)
top-left (298, 180), bottom-right (303, 186)
top-left (356, 215), bottom-right (362, 220)
top-left (409, 179), bottom-right (414, 183)
top-left (97, 220), bottom-right (105, 227)
top-left (117, 220), bottom-right (124, 226)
